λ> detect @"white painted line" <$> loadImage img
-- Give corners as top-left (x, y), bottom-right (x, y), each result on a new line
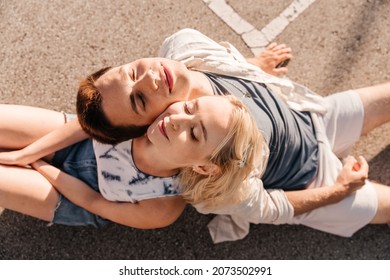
top-left (203, 0), bottom-right (317, 55)
top-left (206, 0), bottom-right (254, 34)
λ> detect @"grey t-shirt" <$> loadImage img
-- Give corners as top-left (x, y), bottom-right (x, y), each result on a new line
top-left (204, 73), bottom-right (318, 190)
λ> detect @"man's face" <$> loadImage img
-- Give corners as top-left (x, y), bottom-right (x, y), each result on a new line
top-left (95, 57), bottom-right (193, 127)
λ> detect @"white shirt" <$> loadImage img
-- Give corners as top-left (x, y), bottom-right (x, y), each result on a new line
top-left (93, 140), bottom-right (179, 203)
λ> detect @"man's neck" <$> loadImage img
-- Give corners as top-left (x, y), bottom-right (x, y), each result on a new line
top-left (188, 70), bottom-right (214, 99)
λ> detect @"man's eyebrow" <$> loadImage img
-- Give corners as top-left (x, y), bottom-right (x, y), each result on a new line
top-left (121, 66), bottom-right (138, 115)
top-left (130, 93), bottom-right (139, 114)
top-left (194, 100), bottom-right (207, 142)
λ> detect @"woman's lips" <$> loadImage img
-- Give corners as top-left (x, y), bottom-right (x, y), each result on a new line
top-left (158, 118), bottom-right (169, 140)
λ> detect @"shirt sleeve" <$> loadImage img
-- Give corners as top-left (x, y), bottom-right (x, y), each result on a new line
top-left (159, 28), bottom-right (241, 62)
top-left (194, 176), bottom-right (294, 243)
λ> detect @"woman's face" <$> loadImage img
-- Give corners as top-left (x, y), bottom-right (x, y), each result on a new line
top-left (146, 96), bottom-right (233, 168)
top-left (95, 58), bottom-right (192, 127)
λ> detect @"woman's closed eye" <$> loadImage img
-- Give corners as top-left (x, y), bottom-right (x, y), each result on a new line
top-left (184, 102), bottom-right (192, 114)
top-left (190, 126), bottom-right (198, 141)
top-left (183, 102), bottom-right (199, 141)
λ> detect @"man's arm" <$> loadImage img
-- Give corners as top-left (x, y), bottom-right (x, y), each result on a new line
top-left (285, 156), bottom-right (368, 215)
top-left (202, 156), bottom-right (369, 226)
top-left (160, 28), bottom-right (292, 77)
top-left (31, 159), bottom-right (186, 229)
top-left (0, 119), bottom-right (88, 166)
top-left (257, 156), bottom-right (369, 224)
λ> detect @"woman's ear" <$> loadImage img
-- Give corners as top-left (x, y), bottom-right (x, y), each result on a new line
top-left (192, 164), bottom-right (221, 176)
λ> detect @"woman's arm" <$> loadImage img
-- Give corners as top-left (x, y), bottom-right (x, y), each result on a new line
top-left (0, 119), bottom-right (88, 166)
top-left (31, 159), bottom-right (186, 229)
top-left (285, 156), bottom-right (369, 215)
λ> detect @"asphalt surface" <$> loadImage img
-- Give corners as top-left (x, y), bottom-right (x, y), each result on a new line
top-left (0, 0), bottom-right (389, 260)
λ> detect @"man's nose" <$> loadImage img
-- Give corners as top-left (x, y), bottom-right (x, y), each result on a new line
top-left (147, 68), bottom-right (161, 91)
top-left (136, 68), bottom-right (160, 91)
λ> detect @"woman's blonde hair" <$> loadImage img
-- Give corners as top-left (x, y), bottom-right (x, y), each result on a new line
top-left (179, 95), bottom-right (268, 210)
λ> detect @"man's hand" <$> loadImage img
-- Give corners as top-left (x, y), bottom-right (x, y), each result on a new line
top-left (335, 155), bottom-right (369, 193)
top-left (246, 42), bottom-right (293, 76)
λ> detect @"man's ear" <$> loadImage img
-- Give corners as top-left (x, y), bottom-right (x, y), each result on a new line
top-left (192, 164), bottom-right (221, 176)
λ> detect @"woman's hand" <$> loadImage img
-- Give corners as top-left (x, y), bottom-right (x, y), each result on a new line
top-left (246, 42), bottom-right (293, 76)
top-left (0, 119), bottom-right (88, 167)
top-left (0, 149), bottom-right (32, 166)
top-left (30, 159), bottom-right (47, 170)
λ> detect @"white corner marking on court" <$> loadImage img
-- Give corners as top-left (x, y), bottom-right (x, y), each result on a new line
top-left (203, 0), bottom-right (317, 55)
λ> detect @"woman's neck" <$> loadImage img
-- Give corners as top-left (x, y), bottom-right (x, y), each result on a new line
top-left (188, 70), bottom-right (214, 99)
top-left (131, 136), bottom-right (180, 178)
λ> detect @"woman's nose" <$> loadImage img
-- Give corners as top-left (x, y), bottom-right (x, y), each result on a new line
top-left (169, 114), bottom-right (191, 130)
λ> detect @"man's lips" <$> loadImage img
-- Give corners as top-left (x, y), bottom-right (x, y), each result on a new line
top-left (162, 64), bottom-right (173, 93)
top-left (158, 118), bottom-right (169, 140)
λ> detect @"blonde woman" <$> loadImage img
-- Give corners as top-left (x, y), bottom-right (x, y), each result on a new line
top-left (0, 95), bottom-right (264, 229)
